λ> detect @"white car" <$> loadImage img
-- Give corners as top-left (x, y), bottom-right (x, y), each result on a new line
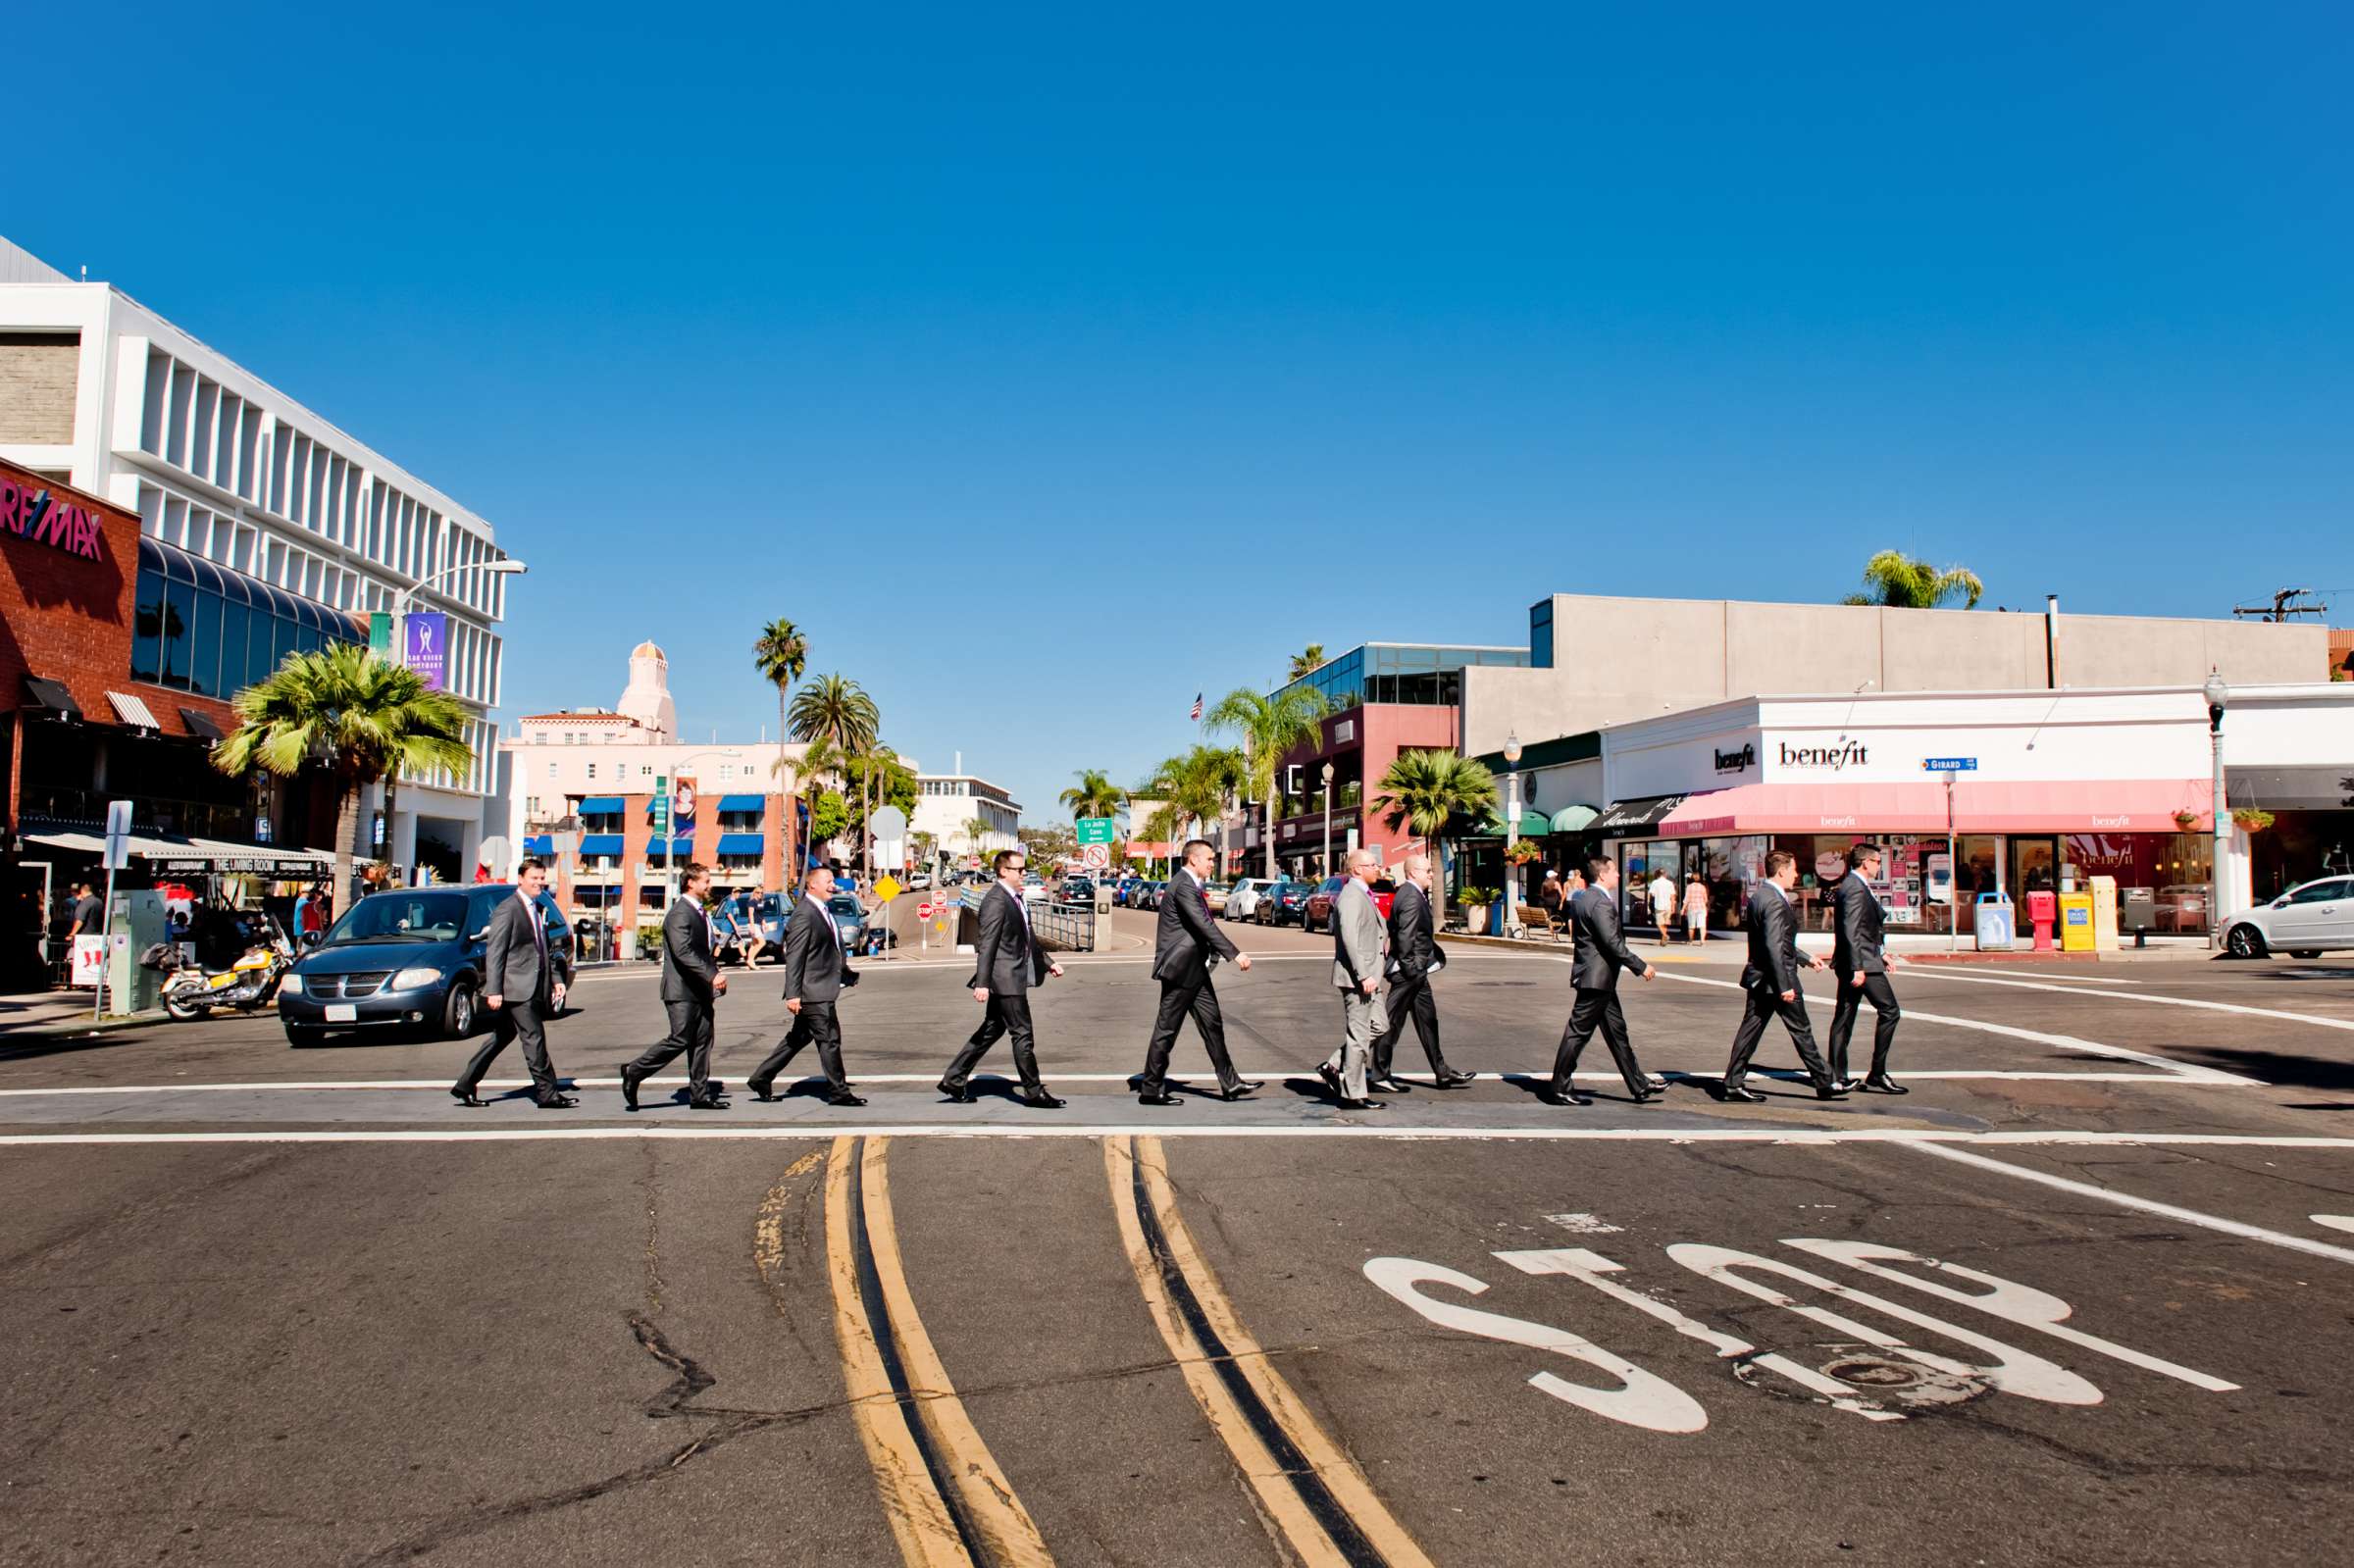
top-left (1223, 877), bottom-right (1277, 921)
top-left (2225, 875), bottom-right (2354, 959)
top-left (1022, 874), bottom-right (1048, 903)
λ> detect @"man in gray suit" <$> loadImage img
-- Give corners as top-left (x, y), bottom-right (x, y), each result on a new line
top-left (1371, 854), bottom-right (1474, 1090)
top-left (621, 861), bottom-right (729, 1111)
top-left (938, 847), bottom-right (1067, 1108)
top-left (1137, 838), bottom-right (1255, 1105)
top-left (1721, 849), bottom-right (1845, 1102)
top-left (1316, 849), bottom-right (1391, 1110)
top-left (451, 858), bottom-right (573, 1108)
top-left (1541, 855), bottom-right (1665, 1106)
top-left (747, 864), bottom-right (866, 1107)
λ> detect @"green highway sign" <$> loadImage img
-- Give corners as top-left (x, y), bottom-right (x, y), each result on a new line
top-left (1076, 817), bottom-right (1117, 845)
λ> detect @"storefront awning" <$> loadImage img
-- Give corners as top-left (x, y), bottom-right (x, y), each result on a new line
top-left (178, 706), bottom-right (225, 741)
top-left (1657, 780), bottom-right (2216, 836)
top-left (1661, 784), bottom-right (1952, 835)
top-left (22, 676), bottom-right (80, 718)
top-left (576, 834), bottom-right (625, 856)
top-left (105, 690), bottom-right (161, 729)
top-left (523, 835), bottom-right (554, 856)
top-left (1592, 794), bottom-right (1688, 833)
top-left (717, 794), bottom-right (766, 813)
top-left (576, 796), bottom-right (625, 815)
top-left (1550, 804), bottom-right (1601, 833)
top-left (716, 833), bottom-right (766, 856)
top-left (1950, 780), bottom-right (2215, 834)
top-left (23, 828), bottom-right (335, 878)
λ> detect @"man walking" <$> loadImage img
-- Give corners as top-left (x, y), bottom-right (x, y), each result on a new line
top-left (1648, 865), bottom-right (1679, 941)
top-left (939, 848), bottom-right (1067, 1108)
top-left (1316, 849), bottom-right (1390, 1110)
top-left (1371, 854), bottom-right (1472, 1090)
top-left (1827, 843), bottom-right (1906, 1093)
top-left (621, 861), bottom-right (729, 1111)
top-left (1720, 850), bottom-right (1845, 1102)
top-left (1541, 855), bottom-right (1666, 1106)
top-left (747, 864), bottom-right (867, 1106)
top-left (1137, 838), bottom-right (1256, 1105)
top-left (452, 858), bottom-right (573, 1108)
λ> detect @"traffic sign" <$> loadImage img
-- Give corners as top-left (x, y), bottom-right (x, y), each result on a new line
top-left (1076, 817), bottom-right (1116, 845)
top-left (870, 805), bottom-right (908, 839)
top-left (103, 799), bottom-right (132, 871)
top-left (875, 874), bottom-right (901, 902)
top-left (917, 901), bottom-right (935, 920)
top-left (1921, 757), bottom-right (1978, 773)
top-left (1080, 842), bottom-right (1110, 870)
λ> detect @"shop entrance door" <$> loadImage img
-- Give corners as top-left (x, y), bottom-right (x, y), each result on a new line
top-left (2012, 837), bottom-right (2059, 898)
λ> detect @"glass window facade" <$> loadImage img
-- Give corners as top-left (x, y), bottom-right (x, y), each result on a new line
top-left (1271, 643), bottom-right (1529, 711)
top-left (129, 535), bottom-right (358, 698)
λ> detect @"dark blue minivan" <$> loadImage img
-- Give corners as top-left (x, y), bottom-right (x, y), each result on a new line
top-left (279, 884), bottom-right (575, 1046)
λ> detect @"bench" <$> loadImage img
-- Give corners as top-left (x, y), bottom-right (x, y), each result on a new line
top-left (1517, 903), bottom-right (1568, 942)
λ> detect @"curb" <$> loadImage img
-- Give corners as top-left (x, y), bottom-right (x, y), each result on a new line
top-left (10, 1008), bottom-right (171, 1039)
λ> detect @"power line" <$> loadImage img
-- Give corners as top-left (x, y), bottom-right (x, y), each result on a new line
top-left (2230, 586), bottom-right (2330, 622)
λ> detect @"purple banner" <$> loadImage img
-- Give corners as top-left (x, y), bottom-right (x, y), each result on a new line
top-left (403, 612), bottom-right (448, 691)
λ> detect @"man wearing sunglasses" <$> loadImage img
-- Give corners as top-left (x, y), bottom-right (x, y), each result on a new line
top-left (938, 848), bottom-right (1067, 1108)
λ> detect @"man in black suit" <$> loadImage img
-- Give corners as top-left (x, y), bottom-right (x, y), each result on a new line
top-left (1827, 843), bottom-right (1906, 1093)
top-left (1371, 854), bottom-right (1473, 1091)
top-left (1720, 849), bottom-right (1845, 1102)
top-left (1137, 838), bottom-right (1256, 1105)
top-left (621, 861), bottom-right (729, 1110)
top-left (746, 864), bottom-right (866, 1107)
top-left (1541, 855), bottom-right (1666, 1106)
top-left (939, 847), bottom-right (1067, 1108)
top-left (452, 858), bottom-right (574, 1108)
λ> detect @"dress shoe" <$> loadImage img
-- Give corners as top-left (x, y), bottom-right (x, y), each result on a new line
top-left (1433, 1070), bottom-right (1477, 1088)
top-left (620, 1066), bottom-right (645, 1111)
top-left (449, 1086), bottom-right (486, 1108)
top-left (826, 1090), bottom-right (868, 1107)
top-left (743, 1077), bottom-right (776, 1101)
top-left (1021, 1090), bottom-right (1067, 1109)
top-left (1316, 1063), bottom-right (1343, 1097)
top-left (1644, 1075), bottom-right (1670, 1090)
top-left (1335, 1097), bottom-right (1390, 1111)
top-left (936, 1082), bottom-right (976, 1103)
top-left (1628, 1089), bottom-right (1660, 1104)
top-left (1229, 1078), bottom-right (1265, 1094)
top-left (1814, 1083), bottom-right (1851, 1101)
top-left (1138, 1092), bottom-right (1185, 1107)
top-left (1536, 1087), bottom-right (1593, 1107)
top-left (1217, 1084), bottom-right (1256, 1101)
top-left (688, 1093), bottom-right (730, 1110)
top-left (1861, 1075), bottom-right (1909, 1095)
top-left (1369, 1075), bottom-right (1413, 1094)
top-left (536, 1093), bottom-right (580, 1109)
top-left (1721, 1086), bottom-right (1767, 1104)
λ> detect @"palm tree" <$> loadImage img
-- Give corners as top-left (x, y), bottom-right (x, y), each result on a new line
top-left (1287, 644), bottom-right (1327, 683)
top-left (1057, 768), bottom-right (1126, 822)
top-left (1205, 685), bottom-right (1331, 878)
top-left (752, 617), bottom-right (808, 876)
top-left (1841, 550), bottom-right (1984, 610)
top-left (1373, 748), bottom-right (1499, 922)
top-left (212, 644), bottom-right (474, 905)
top-left (1143, 744), bottom-right (1247, 876)
top-left (788, 674), bottom-right (880, 877)
top-left (961, 815), bottom-right (994, 867)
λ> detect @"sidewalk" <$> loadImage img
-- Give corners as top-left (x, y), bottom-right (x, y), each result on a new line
top-left (0, 988), bottom-right (169, 1037)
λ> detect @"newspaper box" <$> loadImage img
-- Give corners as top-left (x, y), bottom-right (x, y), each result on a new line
top-left (1973, 891), bottom-right (2016, 951)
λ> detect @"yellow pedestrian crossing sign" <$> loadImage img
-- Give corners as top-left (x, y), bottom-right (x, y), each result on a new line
top-left (875, 874), bottom-right (901, 902)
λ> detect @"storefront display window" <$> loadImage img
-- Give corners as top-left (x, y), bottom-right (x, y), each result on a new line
top-left (1617, 840), bottom-right (1682, 930)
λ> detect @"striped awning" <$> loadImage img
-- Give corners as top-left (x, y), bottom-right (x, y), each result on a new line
top-left (105, 690), bottom-right (161, 729)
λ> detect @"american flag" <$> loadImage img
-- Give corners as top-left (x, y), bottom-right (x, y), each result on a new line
top-left (1189, 692), bottom-right (1203, 722)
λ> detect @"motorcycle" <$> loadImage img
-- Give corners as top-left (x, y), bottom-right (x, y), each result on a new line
top-left (147, 917), bottom-right (295, 1021)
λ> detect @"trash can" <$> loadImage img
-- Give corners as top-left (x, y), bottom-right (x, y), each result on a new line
top-left (1973, 891), bottom-right (2016, 951)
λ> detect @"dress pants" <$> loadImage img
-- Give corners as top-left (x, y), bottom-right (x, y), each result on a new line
top-left (753, 1001), bottom-right (849, 1092)
top-left (457, 991), bottom-right (559, 1100)
top-left (628, 996), bottom-right (716, 1097)
top-left (1321, 987), bottom-right (1384, 1098)
top-left (1826, 971), bottom-right (1902, 1082)
top-left (1549, 986), bottom-right (1650, 1096)
top-left (1140, 972), bottom-right (1240, 1096)
top-left (943, 994), bottom-right (1044, 1094)
top-left (1722, 982), bottom-right (1833, 1090)
top-left (1377, 974), bottom-right (1448, 1077)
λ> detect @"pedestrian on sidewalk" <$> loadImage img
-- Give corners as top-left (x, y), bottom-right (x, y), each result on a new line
top-left (1718, 849), bottom-right (1845, 1103)
top-left (938, 848), bottom-right (1066, 1109)
top-left (621, 861), bottom-right (729, 1111)
top-left (1684, 871), bottom-right (1710, 942)
top-left (1317, 849), bottom-right (1390, 1110)
top-left (1648, 866), bottom-right (1679, 942)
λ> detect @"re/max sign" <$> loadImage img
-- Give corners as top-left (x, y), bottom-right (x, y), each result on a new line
top-left (0, 475), bottom-right (105, 562)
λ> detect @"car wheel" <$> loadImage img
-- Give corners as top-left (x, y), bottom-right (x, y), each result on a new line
top-left (285, 1026), bottom-right (326, 1048)
top-left (443, 982), bottom-right (479, 1037)
top-left (2225, 924), bottom-right (2268, 960)
top-left (2290, 949), bottom-right (2323, 960)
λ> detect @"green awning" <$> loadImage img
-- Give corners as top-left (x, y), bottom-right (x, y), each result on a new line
top-left (1549, 804), bottom-right (1600, 833)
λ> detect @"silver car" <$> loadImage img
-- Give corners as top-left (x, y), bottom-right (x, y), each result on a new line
top-left (2224, 875), bottom-right (2354, 959)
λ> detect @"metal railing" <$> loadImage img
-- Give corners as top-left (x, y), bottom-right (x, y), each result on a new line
top-left (957, 887), bottom-right (1098, 952)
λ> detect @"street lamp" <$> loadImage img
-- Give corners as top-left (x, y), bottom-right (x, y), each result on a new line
top-left (1503, 730), bottom-right (1524, 937)
top-left (2204, 672), bottom-right (2227, 949)
top-left (392, 555), bottom-right (528, 613)
top-left (1320, 761), bottom-right (1335, 878)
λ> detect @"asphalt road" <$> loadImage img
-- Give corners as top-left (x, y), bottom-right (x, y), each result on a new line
top-left (4, 907), bottom-right (2352, 1565)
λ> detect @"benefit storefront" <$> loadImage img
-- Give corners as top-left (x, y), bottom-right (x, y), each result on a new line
top-left (1593, 688), bottom-right (2232, 937)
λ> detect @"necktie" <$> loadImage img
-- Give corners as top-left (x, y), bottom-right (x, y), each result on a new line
top-left (530, 900), bottom-right (546, 961)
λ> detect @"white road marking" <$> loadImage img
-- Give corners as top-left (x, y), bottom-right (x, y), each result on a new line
top-left (1906, 1141), bottom-right (2354, 1267)
top-left (3, 1128), bottom-right (2354, 1147)
top-left (2308, 1215), bottom-right (2354, 1235)
top-left (1544, 1213), bottom-right (1624, 1235)
top-left (1892, 968), bottom-right (2354, 1033)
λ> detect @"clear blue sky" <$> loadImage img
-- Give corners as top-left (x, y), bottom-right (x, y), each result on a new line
top-left (9, 3), bottom-right (2348, 818)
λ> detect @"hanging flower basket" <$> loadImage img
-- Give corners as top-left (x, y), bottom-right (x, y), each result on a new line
top-left (2173, 810), bottom-right (2200, 832)
top-left (1503, 839), bottom-right (1543, 866)
top-left (2231, 807), bottom-right (2276, 834)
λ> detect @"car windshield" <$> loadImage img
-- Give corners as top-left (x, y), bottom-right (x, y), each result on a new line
top-left (324, 892), bottom-right (469, 944)
top-left (827, 896), bottom-right (862, 916)
top-left (1320, 878), bottom-right (1346, 893)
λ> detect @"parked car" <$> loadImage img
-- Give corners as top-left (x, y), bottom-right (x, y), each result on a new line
top-left (1059, 876), bottom-right (1096, 906)
top-left (1303, 875), bottom-right (1397, 933)
top-left (827, 892), bottom-right (872, 953)
top-left (1113, 876), bottom-right (1144, 907)
top-left (1257, 880), bottom-right (1313, 927)
top-left (280, 884), bottom-right (576, 1046)
top-left (1022, 874), bottom-right (1049, 903)
top-left (1134, 880), bottom-right (1166, 911)
top-left (1224, 877), bottom-right (1279, 921)
top-left (2224, 875), bottom-right (2354, 959)
top-left (1203, 882), bottom-right (1236, 914)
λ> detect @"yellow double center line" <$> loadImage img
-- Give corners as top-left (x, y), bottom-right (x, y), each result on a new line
top-left (825, 1135), bottom-right (1053, 1567)
top-left (1104, 1135), bottom-right (1435, 1568)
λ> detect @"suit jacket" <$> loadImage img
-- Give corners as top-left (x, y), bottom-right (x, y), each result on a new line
top-left (1741, 885), bottom-right (1803, 995)
top-left (1332, 878), bottom-right (1386, 990)
top-left (484, 892), bottom-right (553, 1002)
top-left (781, 891), bottom-right (855, 1004)
top-left (1388, 882), bottom-right (1438, 982)
top-left (968, 883), bottom-right (1049, 994)
top-left (1829, 873), bottom-right (1887, 975)
top-left (1568, 885), bottom-right (1645, 989)
top-left (1151, 871), bottom-right (1239, 983)
top-left (659, 899), bottom-right (720, 1003)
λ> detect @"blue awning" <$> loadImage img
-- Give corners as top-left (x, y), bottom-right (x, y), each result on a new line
top-left (523, 835), bottom-right (552, 855)
top-left (642, 837), bottom-right (694, 860)
top-left (576, 796), bottom-right (624, 815)
top-left (577, 834), bottom-right (624, 856)
top-left (717, 794), bottom-right (766, 813)
top-left (716, 833), bottom-right (766, 856)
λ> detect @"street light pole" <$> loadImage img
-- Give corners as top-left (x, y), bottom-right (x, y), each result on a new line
top-left (1320, 761), bottom-right (1335, 880)
top-left (2205, 672), bottom-right (2228, 949)
top-left (384, 556), bottom-right (528, 890)
top-left (1503, 730), bottom-right (1523, 938)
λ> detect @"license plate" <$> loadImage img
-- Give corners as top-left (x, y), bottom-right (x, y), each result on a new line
top-left (325, 1004), bottom-right (358, 1023)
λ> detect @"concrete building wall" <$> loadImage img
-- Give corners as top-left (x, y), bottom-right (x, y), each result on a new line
top-left (0, 332), bottom-right (77, 443)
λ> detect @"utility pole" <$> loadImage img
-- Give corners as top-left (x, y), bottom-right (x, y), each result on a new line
top-left (2230, 587), bottom-right (2328, 622)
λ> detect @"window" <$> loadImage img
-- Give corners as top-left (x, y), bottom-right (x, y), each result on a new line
top-left (588, 763), bottom-right (597, 780)
top-left (640, 765), bottom-right (652, 777)
top-left (2289, 879), bottom-right (2350, 905)
top-left (546, 762), bottom-right (557, 780)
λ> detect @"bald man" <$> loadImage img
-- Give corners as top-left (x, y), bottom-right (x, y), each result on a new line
top-left (1316, 850), bottom-right (1391, 1110)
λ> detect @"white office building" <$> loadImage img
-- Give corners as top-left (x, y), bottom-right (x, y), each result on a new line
top-left (0, 233), bottom-right (511, 880)
top-left (912, 757), bottom-right (1023, 866)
